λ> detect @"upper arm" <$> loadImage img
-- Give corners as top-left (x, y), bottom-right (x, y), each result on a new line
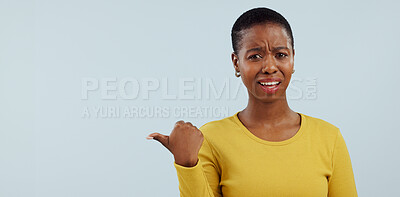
top-left (198, 125), bottom-right (222, 197)
top-left (328, 129), bottom-right (358, 197)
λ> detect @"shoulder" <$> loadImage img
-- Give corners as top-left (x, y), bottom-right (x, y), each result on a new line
top-left (303, 113), bottom-right (339, 130)
top-left (197, 113), bottom-right (238, 138)
top-left (301, 113), bottom-right (341, 144)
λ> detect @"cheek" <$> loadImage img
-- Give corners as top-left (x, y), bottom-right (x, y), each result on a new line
top-left (240, 64), bottom-right (258, 82)
top-left (239, 65), bottom-right (259, 92)
top-left (240, 62), bottom-right (261, 75)
top-left (281, 67), bottom-right (294, 88)
top-left (284, 75), bottom-right (292, 87)
top-left (281, 59), bottom-right (294, 77)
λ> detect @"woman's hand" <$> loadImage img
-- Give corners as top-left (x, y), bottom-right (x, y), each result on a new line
top-left (147, 120), bottom-right (204, 167)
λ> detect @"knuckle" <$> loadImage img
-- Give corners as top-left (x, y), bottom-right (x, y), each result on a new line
top-left (182, 123), bottom-right (193, 129)
top-left (175, 120), bottom-right (184, 126)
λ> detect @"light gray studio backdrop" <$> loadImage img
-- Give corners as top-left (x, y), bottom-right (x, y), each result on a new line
top-left (1, 0), bottom-right (399, 196)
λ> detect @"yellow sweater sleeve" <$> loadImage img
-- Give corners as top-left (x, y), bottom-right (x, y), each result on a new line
top-left (173, 126), bottom-right (222, 197)
top-left (328, 130), bottom-right (358, 197)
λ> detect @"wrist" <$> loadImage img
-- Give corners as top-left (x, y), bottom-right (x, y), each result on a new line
top-left (174, 156), bottom-right (198, 167)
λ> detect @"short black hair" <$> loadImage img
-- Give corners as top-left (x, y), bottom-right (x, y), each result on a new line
top-left (231, 7), bottom-right (294, 54)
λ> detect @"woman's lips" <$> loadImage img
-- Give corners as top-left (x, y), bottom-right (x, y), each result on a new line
top-left (258, 81), bottom-right (281, 94)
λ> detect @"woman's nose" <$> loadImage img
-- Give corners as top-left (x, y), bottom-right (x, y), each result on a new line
top-left (261, 56), bottom-right (278, 74)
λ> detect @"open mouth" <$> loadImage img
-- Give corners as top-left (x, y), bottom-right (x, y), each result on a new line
top-left (257, 81), bottom-right (281, 94)
top-left (257, 81), bottom-right (281, 87)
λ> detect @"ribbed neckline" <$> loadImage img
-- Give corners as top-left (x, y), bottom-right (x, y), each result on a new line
top-left (232, 111), bottom-right (307, 146)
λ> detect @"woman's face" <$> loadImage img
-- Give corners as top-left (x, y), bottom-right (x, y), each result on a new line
top-left (232, 23), bottom-right (294, 103)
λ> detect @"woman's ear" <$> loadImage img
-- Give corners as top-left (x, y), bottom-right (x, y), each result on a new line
top-left (231, 52), bottom-right (240, 72)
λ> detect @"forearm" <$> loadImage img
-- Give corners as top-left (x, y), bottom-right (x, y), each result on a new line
top-left (174, 160), bottom-right (217, 197)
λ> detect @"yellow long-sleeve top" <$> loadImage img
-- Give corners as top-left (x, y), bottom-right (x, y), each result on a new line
top-left (174, 112), bottom-right (357, 197)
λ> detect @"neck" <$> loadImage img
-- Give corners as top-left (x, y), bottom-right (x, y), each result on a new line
top-left (240, 93), bottom-right (294, 125)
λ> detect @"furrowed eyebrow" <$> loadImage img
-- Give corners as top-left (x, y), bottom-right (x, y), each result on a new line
top-left (272, 46), bottom-right (289, 51)
top-left (246, 47), bottom-right (262, 53)
top-left (246, 46), bottom-right (289, 53)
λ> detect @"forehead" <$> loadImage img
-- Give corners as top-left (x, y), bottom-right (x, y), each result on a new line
top-left (240, 23), bottom-right (291, 50)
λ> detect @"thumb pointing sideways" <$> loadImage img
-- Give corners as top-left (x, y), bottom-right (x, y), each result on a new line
top-left (146, 132), bottom-right (171, 151)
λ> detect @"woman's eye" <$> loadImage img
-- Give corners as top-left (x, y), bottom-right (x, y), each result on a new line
top-left (248, 54), bottom-right (262, 60)
top-left (276, 53), bottom-right (288, 58)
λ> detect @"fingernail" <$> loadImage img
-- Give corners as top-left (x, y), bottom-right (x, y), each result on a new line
top-left (146, 136), bottom-right (154, 140)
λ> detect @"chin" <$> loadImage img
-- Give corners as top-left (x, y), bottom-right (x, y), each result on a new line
top-left (252, 92), bottom-right (287, 103)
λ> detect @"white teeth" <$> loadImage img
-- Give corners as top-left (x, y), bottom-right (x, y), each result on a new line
top-left (260, 81), bottom-right (280, 86)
